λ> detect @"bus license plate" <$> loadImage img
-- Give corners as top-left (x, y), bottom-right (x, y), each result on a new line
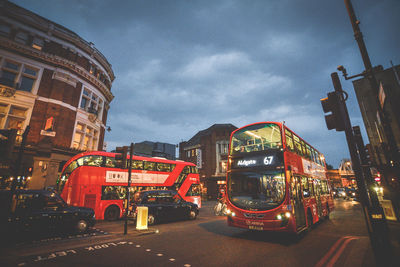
top-left (248, 225), bottom-right (263, 230)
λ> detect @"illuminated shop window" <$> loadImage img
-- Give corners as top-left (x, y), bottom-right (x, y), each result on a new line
top-left (0, 103), bottom-right (28, 143)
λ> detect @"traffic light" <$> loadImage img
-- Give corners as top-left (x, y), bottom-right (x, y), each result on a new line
top-left (115, 146), bottom-right (128, 169)
top-left (320, 91), bottom-right (345, 131)
top-left (0, 129), bottom-right (17, 160)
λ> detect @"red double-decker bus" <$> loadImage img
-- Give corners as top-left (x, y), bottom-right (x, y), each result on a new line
top-left (56, 151), bottom-right (201, 220)
top-left (225, 122), bottom-right (334, 233)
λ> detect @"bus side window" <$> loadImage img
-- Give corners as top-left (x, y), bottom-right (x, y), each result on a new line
top-left (105, 157), bottom-right (116, 168)
top-left (308, 178), bottom-right (315, 196)
top-left (285, 130), bottom-right (295, 152)
top-left (156, 163), bottom-right (170, 172)
top-left (302, 177), bottom-right (310, 197)
top-left (143, 161), bottom-right (156, 171)
top-left (293, 135), bottom-right (303, 156)
top-left (132, 160), bottom-right (143, 170)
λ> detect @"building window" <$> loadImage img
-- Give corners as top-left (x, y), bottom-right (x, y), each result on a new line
top-left (72, 122), bottom-right (99, 151)
top-left (0, 59), bottom-right (38, 92)
top-left (0, 23), bottom-right (11, 37)
top-left (0, 103), bottom-right (27, 143)
top-left (15, 31), bottom-right (29, 45)
top-left (32, 37), bottom-right (44, 50)
top-left (79, 87), bottom-right (103, 117)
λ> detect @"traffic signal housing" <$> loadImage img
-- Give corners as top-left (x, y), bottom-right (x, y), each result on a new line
top-left (115, 146), bottom-right (128, 169)
top-left (320, 91), bottom-right (345, 131)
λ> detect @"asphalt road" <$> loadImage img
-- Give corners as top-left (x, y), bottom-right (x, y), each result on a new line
top-left (1, 199), bottom-right (376, 267)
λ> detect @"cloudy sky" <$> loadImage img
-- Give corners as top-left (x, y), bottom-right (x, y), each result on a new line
top-left (12, 0), bottom-right (400, 167)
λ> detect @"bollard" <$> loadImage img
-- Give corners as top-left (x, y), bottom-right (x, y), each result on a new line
top-left (136, 206), bottom-right (148, 230)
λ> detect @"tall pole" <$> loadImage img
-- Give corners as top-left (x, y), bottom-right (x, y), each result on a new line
top-left (344, 0), bottom-right (400, 188)
top-left (124, 143), bottom-right (134, 235)
top-left (331, 72), bottom-right (392, 265)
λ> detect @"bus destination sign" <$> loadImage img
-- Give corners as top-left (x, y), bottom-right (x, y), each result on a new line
top-left (231, 151), bottom-right (283, 169)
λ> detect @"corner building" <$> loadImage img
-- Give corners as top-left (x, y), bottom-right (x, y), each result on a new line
top-left (0, 1), bottom-right (114, 189)
top-left (179, 124), bottom-right (237, 199)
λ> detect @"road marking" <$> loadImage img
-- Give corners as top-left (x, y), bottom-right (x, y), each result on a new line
top-left (146, 249), bottom-right (151, 252)
top-left (169, 258), bottom-right (176, 262)
top-left (157, 253), bottom-right (163, 256)
top-left (17, 263), bottom-right (26, 266)
top-left (315, 236), bottom-right (359, 267)
top-left (326, 237), bottom-right (358, 267)
top-left (136, 245), bottom-right (141, 247)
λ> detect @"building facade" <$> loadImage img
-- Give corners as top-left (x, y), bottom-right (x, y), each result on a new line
top-left (179, 124), bottom-right (237, 199)
top-left (0, 1), bottom-right (114, 189)
top-left (133, 141), bottom-right (176, 160)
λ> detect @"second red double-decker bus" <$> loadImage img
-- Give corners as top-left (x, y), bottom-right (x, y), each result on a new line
top-left (225, 122), bottom-right (333, 233)
top-left (56, 151), bottom-right (201, 220)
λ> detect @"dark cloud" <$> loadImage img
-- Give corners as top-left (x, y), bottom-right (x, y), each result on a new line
top-left (11, 0), bottom-right (400, 166)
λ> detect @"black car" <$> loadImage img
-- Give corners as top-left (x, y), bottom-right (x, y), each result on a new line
top-left (0, 189), bottom-right (95, 236)
top-left (130, 190), bottom-right (199, 225)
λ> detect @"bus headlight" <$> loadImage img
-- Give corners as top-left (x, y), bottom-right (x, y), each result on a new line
top-left (226, 209), bottom-right (231, 214)
top-left (277, 214), bottom-right (283, 220)
top-left (231, 212), bottom-right (236, 217)
top-left (285, 212), bottom-right (291, 218)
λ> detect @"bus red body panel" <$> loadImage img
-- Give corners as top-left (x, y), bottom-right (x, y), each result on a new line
top-left (57, 151), bottom-right (201, 220)
top-left (225, 122), bottom-right (334, 233)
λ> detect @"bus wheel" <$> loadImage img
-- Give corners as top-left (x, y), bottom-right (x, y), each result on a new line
top-left (189, 210), bottom-right (197, 220)
top-left (148, 214), bottom-right (156, 225)
top-left (307, 210), bottom-right (314, 229)
top-left (76, 219), bottom-right (88, 233)
top-left (104, 205), bottom-right (120, 221)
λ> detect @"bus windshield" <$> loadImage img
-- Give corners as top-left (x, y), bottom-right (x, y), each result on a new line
top-left (228, 170), bottom-right (285, 211)
top-left (230, 123), bottom-right (282, 155)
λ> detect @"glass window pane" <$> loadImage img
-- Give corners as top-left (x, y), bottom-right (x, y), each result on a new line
top-left (10, 106), bottom-right (26, 117)
top-left (143, 161), bottom-right (156, 171)
top-left (24, 67), bottom-right (37, 76)
top-left (0, 24), bottom-right (11, 36)
top-left (19, 76), bottom-right (35, 92)
top-left (83, 89), bottom-right (90, 96)
top-left (80, 97), bottom-right (88, 109)
top-left (76, 123), bottom-right (84, 131)
top-left (73, 132), bottom-right (82, 148)
top-left (131, 160), bottom-right (143, 170)
top-left (1, 70), bottom-right (17, 86)
top-left (5, 61), bottom-right (20, 71)
top-left (105, 157), bottom-right (116, 168)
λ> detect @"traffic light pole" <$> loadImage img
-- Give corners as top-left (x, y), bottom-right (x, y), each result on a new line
top-left (124, 143), bottom-right (134, 235)
top-left (330, 73), bottom-right (392, 265)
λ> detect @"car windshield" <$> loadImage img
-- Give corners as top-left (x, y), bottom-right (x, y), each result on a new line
top-left (228, 170), bottom-right (285, 211)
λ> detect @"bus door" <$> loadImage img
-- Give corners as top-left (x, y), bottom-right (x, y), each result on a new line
top-left (315, 180), bottom-right (323, 218)
top-left (292, 176), bottom-right (306, 229)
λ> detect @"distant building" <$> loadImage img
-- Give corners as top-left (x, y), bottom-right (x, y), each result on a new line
top-left (326, 169), bottom-right (342, 188)
top-left (179, 123), bottom-right (237, 199)
top-left (134, 141), bottom-right (176, 160)
top-left (0, 1), bottom-right (114, 189)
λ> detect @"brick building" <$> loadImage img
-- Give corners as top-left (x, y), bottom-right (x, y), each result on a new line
top-left (179, 124), bottom-right (237, 199)
top-left (0, 1), bottom-right (114, 189)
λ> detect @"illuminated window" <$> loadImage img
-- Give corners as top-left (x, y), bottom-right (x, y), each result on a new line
top-left (32, 37), bottom-right (44, 51)
top-left (0, 103), bottom-right (28, 143)
top-left (72, 122), bottom-right (99, 151)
